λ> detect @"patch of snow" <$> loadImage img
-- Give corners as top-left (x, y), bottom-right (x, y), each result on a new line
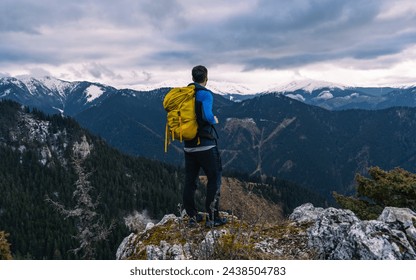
top-left (400, 84), bottom-right (416, 89)
top-left (19, 77), bottom-right (39, 95)
top-left (340, 92), bottom-right (360, 100)
top-left (6, 77), bottom-right (26, 89)
top-left (286, 93), bottom-right (306, 102)
top-left (316, 91), bottom-right (334, 100)
top-left (52, 107), bottom-right (64, 114)
top-left (85, 85), bottom-right (104, 102)
top-left (0, 89), bottom-right (11, 97)
top-left (208, 81), bottom-right (256, 95)
top-left (21, 113), bottom-right (51, 143)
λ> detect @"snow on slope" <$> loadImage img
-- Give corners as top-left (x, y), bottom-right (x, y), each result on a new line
top-left (133, 79), bottom-right (258, 95)
top-left (84, 76), bottom-right (350, 96)
top-left (264, 78), bottom-right (347, 93)
top-left (12, 76), bottom-right (73, 98)
top-left (18, 76), bottom-right (43, 95)
top-left (39, 76), bottom-right (73, 98)
top-left (316, 91), bottom-right (334, 100)
top-left (85, 85), bottom-right (104, 102)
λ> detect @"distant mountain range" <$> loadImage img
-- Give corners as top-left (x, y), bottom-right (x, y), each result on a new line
top-left (2, 76), bottom-right (416, 201)
top-left (1, 76), bottom-right (416, 112)
top-left (261, 79), bottom-right (416, 110)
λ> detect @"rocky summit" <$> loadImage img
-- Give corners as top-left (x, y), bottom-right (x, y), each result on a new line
top-left (116, 204), bottom-right (416, 260)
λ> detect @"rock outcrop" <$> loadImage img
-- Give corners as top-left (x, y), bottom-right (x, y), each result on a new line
top-left (116, 204), bottom-right (416, 260)
top-left (116, 212), bottom-right (312, 260)
top-left (289, 203), bottom-right (416, 260)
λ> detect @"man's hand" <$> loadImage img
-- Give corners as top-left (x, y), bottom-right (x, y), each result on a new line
top-left (214, 116), bottom-right (219, 124)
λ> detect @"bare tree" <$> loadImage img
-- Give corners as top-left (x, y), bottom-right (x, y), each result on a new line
top-left (46, 136), bottom-right (113, 259)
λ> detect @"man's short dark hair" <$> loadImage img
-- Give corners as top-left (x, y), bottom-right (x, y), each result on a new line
top-left (192, 65), bottom-right (208, 83)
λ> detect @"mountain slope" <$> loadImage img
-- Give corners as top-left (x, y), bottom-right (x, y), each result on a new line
top-left (0, 100), bottom-right (185, 259)
top-left (217, 94), bottom-right (416, 197)
top-left (74, 88), bottom-right (178, 162)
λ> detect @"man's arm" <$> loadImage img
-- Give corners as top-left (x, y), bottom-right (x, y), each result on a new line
top-left (198, 90), bottom-right (218, 124)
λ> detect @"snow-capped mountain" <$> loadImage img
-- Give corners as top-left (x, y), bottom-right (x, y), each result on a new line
top-left (20, 76), bottom-right (73, 98)
top-left (0, 76), bottom-right (118, 116)
top-left (1, 76), bottom-right (416, 113)
top-left (263, 78), bottom-right (347, 93)
top-left (260, 79), bottom-right (416, 110)
top-left (133, 79), bottom-right (258, 95)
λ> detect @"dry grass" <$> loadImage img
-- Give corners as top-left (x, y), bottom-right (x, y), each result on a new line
top-left (199, 176), bottom-right (283, 224)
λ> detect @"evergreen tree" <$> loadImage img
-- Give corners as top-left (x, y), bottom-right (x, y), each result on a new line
top-left (333, 166), bottom-right (416, 220)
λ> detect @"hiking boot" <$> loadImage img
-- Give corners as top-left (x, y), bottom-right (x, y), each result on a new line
top-left (205, 216), bottom-right (227, 228)
top-left (188, 213), bottom-right (204, 227)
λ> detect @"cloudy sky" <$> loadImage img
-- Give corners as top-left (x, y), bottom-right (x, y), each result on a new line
top-left (1, 0), bottom-right (416, 91)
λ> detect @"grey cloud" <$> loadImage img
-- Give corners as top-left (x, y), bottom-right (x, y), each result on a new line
top-left (0, 72), bottom-right (11, 78)
top-left (0, 44), bottom-right (55, 64)
top-left (80, 0), bottom-right (184, 30)
top-left (0, 0), bottom-right (187, 68)
top-left (172, 0), bottom-right (416, 70)
top-left (0, 1), bottom-right (84, 33)
top-left (244, 53), bottom-right (332, 70)
top-left (83, 62), bottom-right (122, 80)
top-left (142, 71), bottom-right (152, 82)
top-left (0, 0), bottom-right (184, 34)
top-left (28, 67), bottom-right (52, 78)
top-left (149, 50), bottom-right (196, 63)
top-left (2, 0), bottom-right (416, 81)
top-left (0, 34), bottom-right (82, 66)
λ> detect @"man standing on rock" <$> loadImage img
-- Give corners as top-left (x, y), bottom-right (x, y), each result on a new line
top-left (183, 65), bottom-right (227, 227)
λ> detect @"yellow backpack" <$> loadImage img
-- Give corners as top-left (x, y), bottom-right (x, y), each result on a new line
top-left (163, 85), bottom-right (198, 152)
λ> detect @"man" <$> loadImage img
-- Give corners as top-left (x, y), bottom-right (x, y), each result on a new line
top-left (183, 65), bottom-right (227, 227)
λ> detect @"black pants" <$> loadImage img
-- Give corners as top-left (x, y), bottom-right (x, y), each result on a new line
top-left (183, 147), bottom-right (222, 219)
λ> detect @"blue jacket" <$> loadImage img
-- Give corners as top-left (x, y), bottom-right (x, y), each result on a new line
top-left (184, 83), bottom-right (218, 148)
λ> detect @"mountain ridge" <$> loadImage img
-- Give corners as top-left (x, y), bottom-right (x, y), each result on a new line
top-left (2, 75), bottom-right (416, 111)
